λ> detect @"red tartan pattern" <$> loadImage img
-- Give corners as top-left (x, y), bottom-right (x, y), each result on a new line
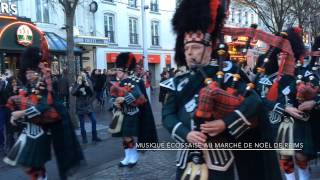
top-left (195, 81), bottom-right (244, 120)
top-left (296, 82), bottom-right (319, 103)
top-left (110, 82), bottom-right (146, 107)
top-left (6, 91), bottom-right (60, 124)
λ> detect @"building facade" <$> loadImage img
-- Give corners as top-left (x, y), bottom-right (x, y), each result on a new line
top-left (95, 0), bottom-right (176, 86)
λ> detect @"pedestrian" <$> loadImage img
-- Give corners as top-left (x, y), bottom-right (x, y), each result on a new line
top-left (94, 70), bottom-right (106, 106)
top-left (53, 69), bottom-right (70, 109)
top-left (71, 72), bottom-right (102, 144)
top-left (3, 47), bottom-right (85, 180)
top-left (109, 52), bottom-right (158, 167)
top-left (159, 71), bottom-right (169, 104)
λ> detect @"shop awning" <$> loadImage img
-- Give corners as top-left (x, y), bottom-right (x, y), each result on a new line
top-left (45, 32), bottom-right (82, 55)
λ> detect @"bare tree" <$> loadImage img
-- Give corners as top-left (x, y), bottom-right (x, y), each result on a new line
top-left (288, 0), bottom-right (320, 40)
top-left (57, 0), bottom-right (80, 81)
top-left (236, 0), bottom-right (292, 33)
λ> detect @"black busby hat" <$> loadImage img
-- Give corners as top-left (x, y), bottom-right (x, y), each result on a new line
top-left (286, 27), bottom-right (305, 61)
top-left (172, 0), bottom-right (230, 66)
top-left (115, 52), bottom-right (137, 72)
top-left (20, 47), bottom-right (42, 71)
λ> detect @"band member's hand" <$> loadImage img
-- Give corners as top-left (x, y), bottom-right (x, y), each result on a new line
top-left (114, 102), bottom-right (121, 108)
top-left (285, 107), bottom-right (304, 119)
top-left (186, 131), bottom-right (207, 145)
top-left (115, 97), bottom-right (125, 104)
top-left (10, 116), bottom-right (17, 126)
top-left (11, 110), bottom-right (25, 120)
top-left (77, 76), bottom-right (82, 85)
top-left (298, 100), bottom-right (316, 111)
top-left (200, 119), bottom-right (226, 137)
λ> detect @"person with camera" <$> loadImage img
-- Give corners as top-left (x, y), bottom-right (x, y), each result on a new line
top-left (72, 72), bottom-right (102, 144)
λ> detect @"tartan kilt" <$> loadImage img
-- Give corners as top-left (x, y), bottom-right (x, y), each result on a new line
top-left (4, 124), bottom-right (51, 168)
top-left (294, 120), bottom-right (316, 158)
top-left (112, 114), bottom-right (139, 137)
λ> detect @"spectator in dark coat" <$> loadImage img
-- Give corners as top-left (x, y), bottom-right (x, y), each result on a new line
top-left (53, 70), bottom-right (70, 108)
top-left (159, 71), bottom-right (169, 104)
top-left (71, 72), bottom-right (102, 144)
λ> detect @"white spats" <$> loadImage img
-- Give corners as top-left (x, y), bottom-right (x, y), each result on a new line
top-left (297, 167), bottom-right (310, 180)
top-left (284, 172), bottom-right (296, 180)
top-left (120, 149), bottom-right (130, 166)
top-left (128, 147), bottom-right (139, 165)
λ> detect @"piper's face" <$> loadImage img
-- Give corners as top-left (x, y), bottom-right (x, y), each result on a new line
top-left (26, 70), bottom-right (38, 82)
top-left (115, 69), bottom-right (125, 80)
top-left (184, 42), bottom-right (212, 69)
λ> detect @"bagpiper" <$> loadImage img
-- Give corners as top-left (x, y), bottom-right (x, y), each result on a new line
top-left (3, 47), bottom-right (85, 180)
top-left (306, 36), bottom-right (320, 155)
top-left (255, 27), bottom-right (319, 180)
top-left (108, 52), bottom-right (158, 167)
top-left (161, 0), bottom-right (278, 179)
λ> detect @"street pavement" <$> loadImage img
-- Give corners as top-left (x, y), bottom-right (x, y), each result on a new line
top-left (0, 88), bottom-right (320, 180)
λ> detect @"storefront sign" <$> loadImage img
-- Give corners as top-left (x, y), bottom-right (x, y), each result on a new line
top-left (165, 55), bottom-right (171, 64)
top-left (106, 53), bottom-right (160, 64)
top-left (16, 25), bottom-right (33, 46)
top-left (0, 2), bottom-right (17, 15)
top-left (75, 36), bottom-right (108, 46)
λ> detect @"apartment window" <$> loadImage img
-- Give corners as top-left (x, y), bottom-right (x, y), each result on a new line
top-left (129, 17), bottom-right (138, 44)
top-left (245, 11), bottom-right (248, 25)
top-left (128, 0), bottom-right (137, 8)
top-left (231, 8), bottom-right (234, 23)
top-left (104, 13), bottom-right (115, 43)
top-left (151, 21), bottom-right (160, 46)
top-left (238, 10), bottom-right (242, 24)
top-left (36, 0), bottom-right (49, 23)
top-left (150, 0), bottom-right (159, 12)
top-left (251, 14), bottom-right (254, 24)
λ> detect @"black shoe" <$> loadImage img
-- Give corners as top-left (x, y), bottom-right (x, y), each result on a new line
top-left (92, 137), bottom-right (102, 142)
top-left (118, 162), bottom-right (130, 167)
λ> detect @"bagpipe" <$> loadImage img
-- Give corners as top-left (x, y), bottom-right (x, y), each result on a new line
top-left (195, 24), bottom-right (259, 125)
top-left (6, 63), bottom-right (60, 125)
top-left (108, 80), bottom-right (146, 134)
